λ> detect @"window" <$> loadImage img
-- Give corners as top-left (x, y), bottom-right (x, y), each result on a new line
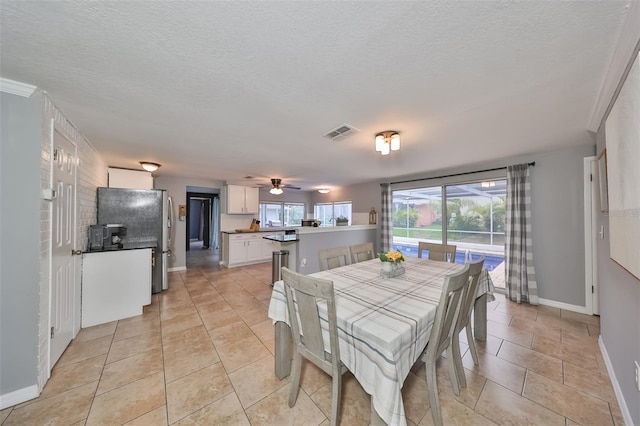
top-left (314, 202), bottom-right (352, 226)
top-left (391, 180), bottom-right (506, 277)
top-left (259, 202), bottom-right (305, 227)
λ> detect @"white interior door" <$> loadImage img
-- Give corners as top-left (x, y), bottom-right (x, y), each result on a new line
top-left (50, 126), bottom-right (78, 368)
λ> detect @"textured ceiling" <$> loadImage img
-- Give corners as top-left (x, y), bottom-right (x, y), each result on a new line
top-left (0, 1), bottom-right (632, 191)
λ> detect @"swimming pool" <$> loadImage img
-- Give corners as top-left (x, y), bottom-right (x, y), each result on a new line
top-left (391, 243), bottom-right (505, 271)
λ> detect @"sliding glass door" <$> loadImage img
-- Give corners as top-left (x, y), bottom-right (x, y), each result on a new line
top-left (392, 179), bottom-right (506, 282)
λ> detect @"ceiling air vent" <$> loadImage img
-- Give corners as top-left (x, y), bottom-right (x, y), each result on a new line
top-left (323, 124), bottom-right (358, 141)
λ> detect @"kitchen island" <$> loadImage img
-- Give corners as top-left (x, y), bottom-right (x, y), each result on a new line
top-left (263, 225), bottom-right (377, 273)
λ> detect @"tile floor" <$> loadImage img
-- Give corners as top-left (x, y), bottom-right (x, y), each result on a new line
top-left (0, 249), bottom-right (624, 425)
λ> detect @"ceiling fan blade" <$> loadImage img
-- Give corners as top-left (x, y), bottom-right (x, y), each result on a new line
top-left (282, 184), bottom-right (301, 190)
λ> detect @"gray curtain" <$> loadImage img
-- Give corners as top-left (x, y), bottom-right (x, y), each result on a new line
top-left (380, 183), bottom-right (392, 253)
top-left (505, 163), bottom-right (538, 304)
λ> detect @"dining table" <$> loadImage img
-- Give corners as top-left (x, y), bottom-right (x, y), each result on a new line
top-left (267, 256), bottom-right (495, 426)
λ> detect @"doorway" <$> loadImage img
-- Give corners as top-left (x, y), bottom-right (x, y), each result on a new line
top-left (584, 156), bottom-right (600, 315)
top-left (185, 190), bottom-right (220, 269)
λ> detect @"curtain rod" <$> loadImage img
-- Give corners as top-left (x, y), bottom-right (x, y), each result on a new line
top-left (390, 161), bottom-right (536, 185)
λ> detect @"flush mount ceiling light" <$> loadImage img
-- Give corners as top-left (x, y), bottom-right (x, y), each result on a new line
top-left (318, 188), bottom-right (330, 194)
top-left (140, 161), bottom-right (161, 172)
top-left (375, 131), bottom-right (400, 156)
top-left (270, 178), bottom-right (284, 195)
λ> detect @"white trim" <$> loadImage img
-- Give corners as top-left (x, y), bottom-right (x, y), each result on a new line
top-left (538, 298), bottom-right (589, 315)
top-left (0, 384), bottom-right (39, 410)
top-left (583, 157), bottom-right (598, 315)
top-left (0, 77), bottom-right (37, 97)
top-left (588, 1), bottom-right (640, 132)
top-left (168, 266), bottom-right (187, 272)
top-left (598, 336), bottom-right (633, 426)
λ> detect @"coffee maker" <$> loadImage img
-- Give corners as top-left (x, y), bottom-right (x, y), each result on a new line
top-left (89, 224), bottom-right (127, 251)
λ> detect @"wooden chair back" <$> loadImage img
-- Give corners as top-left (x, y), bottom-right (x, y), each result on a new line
top-left (417, 242), bottom-right (457, 263)
top-left (318, 246), bottom-right (351, 271)
top-left (349, 242), bottom-right (375, 264)
top-left (457, 257), bottom-right (485, 332)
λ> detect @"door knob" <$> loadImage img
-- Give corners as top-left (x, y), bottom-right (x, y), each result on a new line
top-left (71, 250), bottom-right (82, 256)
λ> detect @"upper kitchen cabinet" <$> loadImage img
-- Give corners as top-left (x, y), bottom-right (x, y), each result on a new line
top-left (108, 168), bottom-right (153, 189)
top-left (226, 185), bottom-right (259, 214)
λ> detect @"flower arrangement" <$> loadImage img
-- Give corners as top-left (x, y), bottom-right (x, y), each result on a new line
top-left (379, 250), bottom-right (405, 264)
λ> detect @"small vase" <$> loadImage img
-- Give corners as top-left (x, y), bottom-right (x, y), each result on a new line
top-left (382, 262), bottom-right (393, 272)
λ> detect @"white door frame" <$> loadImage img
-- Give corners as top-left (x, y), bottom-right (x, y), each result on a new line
top-left (583, 156), bottom-right (599, 315)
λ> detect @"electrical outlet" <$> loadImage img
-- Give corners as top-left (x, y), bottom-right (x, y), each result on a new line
top-left (635, 361), bottom-right (640, 392)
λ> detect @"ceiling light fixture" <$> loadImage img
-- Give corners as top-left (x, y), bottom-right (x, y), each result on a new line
top-left (270, 178), bottom-right (284, 195)
top-left (318, 188), bottom-right (330, 194)
top-left (375, 131), bottom-right (400, 155)
top-left (140, 161), bottom-right (161, 172)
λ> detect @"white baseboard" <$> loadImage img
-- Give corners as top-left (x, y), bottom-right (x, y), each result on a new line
top-left (0, 384), bottom-right (39, 410)
top-left (598, 336), bottom-right (633, 426)
top-left (168, 266), bottom-right (186, 272)
top-left (538, 298), bottom-right (590, 315)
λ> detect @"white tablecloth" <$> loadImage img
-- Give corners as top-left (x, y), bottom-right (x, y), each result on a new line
top-left (268, 257), bottom-right (494, 426)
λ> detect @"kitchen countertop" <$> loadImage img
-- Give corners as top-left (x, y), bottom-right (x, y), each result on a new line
top-left (222, 228), bottom-right (296, 234)
top-left (263, 234), bottom-right (299, 242)
top-left (84, 240), bottom-right (158, 253)
top-left (222, 225), bottom-right (377, 235)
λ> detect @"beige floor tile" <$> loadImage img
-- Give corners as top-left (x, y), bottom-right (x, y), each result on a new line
top-left (174, 392), bottom-right (250, 425)
top-left (247, 382), bottom-right (327, 426)
top-left (560, 309), bottom-right (601, 326)
top-left (532, 335), bottom-right (600, 370)
top-left (160, 303), bottom-right (198, 321)
top-left (124, 405), bottom-right (167, 425)
top-left (486, 309), bottom-right (513, 325)
top-left (228, 355), bottom-right (290, 408)
top-left (238, 306), bottom-right (271, 326)
top-left (299, 360), bottom-right (332, 396)
top-left (86, 371), bottom-right (165, 425)
top-left (470, 334), bottom-right (504, 357)
top-left (536, 313), bottom-right (590, 336)
top-left (587, 323), bottom-right (601, 337)
top-left (114, 317), bottom-right (161, 342)
top-left (435, 360), bottom-right (487, 409)
top-left (493, 301), bottom-right (539, 322)
top-left (561, 330), bottom-right (600, 351)
top-left (201, 309), bottom-right (243, 331)
top-left (401, 371), bottom-right (429, 425)
top-left (166, 363), bottom-right (233, 424)
top-left (609, 401), bottom-right (625, 426)
top-left (523, 371), bottom-right (614, 425)
top-left (4, 381), bottom-right (97, 426)
top-left (162, 324), bottom-right (210, 354)
top-left (40, 353), bottom-right (106, 398)
top-left (509, 316), bottom-right (562, 341)
top-left (164, 339), bottom-right (220, 383)
top-left (208, 321), bottom-right (255, 346)
top-left (56, 335), bottom-right (112, 367)
top-left (475, 380), bottom-right (564, 425)
top-left (419, 392), bottom-right (498, 426)
top-left (310, 373), bottom-right (370, 426)
top-left (97, 347), bottom-right (164, 395)
top-left (251, 318), bottom-right (275, 343)
top-left (106, 329), bottom-right (162, 364)
top-left (161, 311), bottom-right (203, 336)
top-left (497, 341), bottom-right (563, 382)
top-left (74, 321), bottom-right (117, 342)
top-left (215, 335), bottom-right (272, 373)
top-left (263, 338), bottom-right (276, 356)
top-left (194, 299), bottom-right (233, 316)
top-left (487, 320), bottom-right (533, 348)
top-left (563, 362), bottom-right (616, 404)
top-left (0, 407), bottom-right (12, 423)
top-left (462, 349), bottom-right (526, 394)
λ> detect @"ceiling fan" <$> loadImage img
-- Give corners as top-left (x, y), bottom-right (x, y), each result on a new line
top-left (268, 178), bottom-right (301, 194)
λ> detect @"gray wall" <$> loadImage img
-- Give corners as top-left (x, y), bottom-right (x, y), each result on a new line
top-left (297, 228), bottom-right (378, 274)
top-left (0, 92), bottom-right (42, 395)
top-left (310, 181), bottom-right (381, 218)
top-left (596, 81), bottom-right (640, 423)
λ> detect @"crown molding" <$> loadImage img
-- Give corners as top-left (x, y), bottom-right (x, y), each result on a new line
top-left (0, 77), bottom-right (37, 97)
top-left (588, 1), bottom-right (640, 132)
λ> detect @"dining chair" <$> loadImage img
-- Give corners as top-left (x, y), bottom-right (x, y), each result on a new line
top-left (318, 246), bottom-right (351, 271)
top-left (349, 242), bottom-right (375, 264)
top-left (419, 263), bottom-right (470, 426)
top-left (450, 257), bottom-right (485, 390)
top-left (417, 242), bottom-right (457, 263)
top-left (281, 267), bottom-right (348, 426)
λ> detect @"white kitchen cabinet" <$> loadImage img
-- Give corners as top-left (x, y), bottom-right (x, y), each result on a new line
top-left (108, 167), bottom-right (153, 189)
top-left (223, 233), bottom-right (265, 267)
top-left (226, 185), bottom-right (259, 214)
top-left (81, 249), bottom-right (152, 327)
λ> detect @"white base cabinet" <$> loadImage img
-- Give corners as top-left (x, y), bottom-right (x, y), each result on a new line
top-left (222, 232), bottom-right (284, 267)
top-left (82, 249), bottom-right (152, 327)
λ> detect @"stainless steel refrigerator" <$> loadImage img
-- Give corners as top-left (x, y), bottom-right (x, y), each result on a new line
top-left (97, 187), bottom-right (173, 293)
